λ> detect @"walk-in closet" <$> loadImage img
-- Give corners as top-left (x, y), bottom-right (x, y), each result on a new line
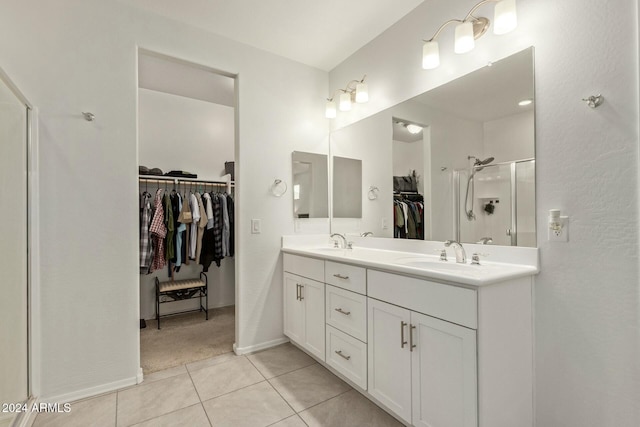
top-left (137, 51), bottom-right (236, 375)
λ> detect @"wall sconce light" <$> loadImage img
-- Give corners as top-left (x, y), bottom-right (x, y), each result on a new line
top-left (422, 0), bottom-right (517, 70)
top-left (326, 75), bottom-right (368, 118)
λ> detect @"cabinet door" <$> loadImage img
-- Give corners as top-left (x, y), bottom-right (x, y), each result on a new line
top-left (283, 273), bottom-right (304, 344)
top-left (301, 278), bottom-right (325, 361)
top-left (411, 311), bottom-right (477, 427)
top-left (368, 298), bottom-right (412, 423)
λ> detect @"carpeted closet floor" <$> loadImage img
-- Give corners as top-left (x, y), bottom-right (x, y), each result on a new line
top-left (140, 305), bottom-right (235, 374)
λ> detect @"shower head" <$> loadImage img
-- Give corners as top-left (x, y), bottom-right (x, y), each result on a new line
top-left (474, 156), bottom-right (494, 166)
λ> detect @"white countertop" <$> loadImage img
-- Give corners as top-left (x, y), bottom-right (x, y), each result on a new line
top-left (281, 236), bottom-right (539, 287)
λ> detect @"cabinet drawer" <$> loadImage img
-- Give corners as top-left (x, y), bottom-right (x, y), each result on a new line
top-left (326, 285), bottom-right (367, 342)
top-left (325, 261), bottom-right (366, 294)
top-left (283, 253), bottom-right (324, 283)
top-left (326, 325), bottom-right (367, 390)
top-left (368, 270), bottom-right (477, 329)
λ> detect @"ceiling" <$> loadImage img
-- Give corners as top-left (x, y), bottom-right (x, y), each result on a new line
top-left (118, 0), bottom-right (424, 71)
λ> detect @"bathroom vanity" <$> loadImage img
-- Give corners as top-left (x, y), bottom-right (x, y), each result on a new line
top-left (282, 236), bottom-right (538, 427)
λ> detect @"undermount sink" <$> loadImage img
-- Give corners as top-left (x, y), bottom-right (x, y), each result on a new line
top-left (312, 247), bottom-right (348, 252)
top-left (393, 256), bottom-right (476, 270)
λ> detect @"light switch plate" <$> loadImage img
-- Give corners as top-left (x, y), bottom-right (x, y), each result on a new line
top-left (251, 219), bottom-right (261, 234)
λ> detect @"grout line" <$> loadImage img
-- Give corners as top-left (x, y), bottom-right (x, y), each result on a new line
top-left (200, 401), bottom-right (214, 427)
top-left (198, 377), bottom-right (267, 404)
top-left (263, 377), bottom-right (299, 419)
top-left (295, 388), bottom-right (353, 414)
top-left (186, 362), bottom-right (205, 403)
top-left (262, 361), bottom-right (319, 381)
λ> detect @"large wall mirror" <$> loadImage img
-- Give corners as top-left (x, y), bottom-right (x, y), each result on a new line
top-left (333, 156), bottom-right (362, 218)
top-left (292, 151), bottom-right (329, 218)
top-left (330, 47), bottom-right (535, 247)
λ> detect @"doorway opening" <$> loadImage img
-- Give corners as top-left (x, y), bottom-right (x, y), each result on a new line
top-left (137, 50), bottom-right (237, 375)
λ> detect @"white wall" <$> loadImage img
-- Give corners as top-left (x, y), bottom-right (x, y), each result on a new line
top-left (392, 139), bottom-right (424, 194)
top-left (483, 110), bottom-right (535, 163)
top-left (0, 0), bottom-right (328, 399)
top-left (330, 0), bottom-right (640, 425)
top-left (138, 88), bottom-right (235, 179)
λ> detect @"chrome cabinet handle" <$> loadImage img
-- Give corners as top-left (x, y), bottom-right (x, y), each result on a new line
top-left (410, 324), bottom-right (416, 352)
top-left (299, 285), bottom-right (304, 301)
top-left (334, 308), bottom-right (351, 316)
top-left (296, 284), bottom-right (300, 301)
top-left (400, 321), bottom-right (408, 348)
top-left (335, 350), bottom-right (351, 360)
top-left (333, 274), bottom-right (350, 280)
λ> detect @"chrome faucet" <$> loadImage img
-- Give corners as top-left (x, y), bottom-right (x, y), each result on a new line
top-left (477, 237), bottom-right (493, 245)
top-left (444, 240), bottom-right (467, 263)
top-left (360, 231), bottom-right (374, 237)
top-left (330, 233), bottom-right (347, 249)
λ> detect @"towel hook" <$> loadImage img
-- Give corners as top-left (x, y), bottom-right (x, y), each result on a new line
top-left (582, 94), bottom-right (604, 108)
top-left (82, 112), bottom-right (95, 121)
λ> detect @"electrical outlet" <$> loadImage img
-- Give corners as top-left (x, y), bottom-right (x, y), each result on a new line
top-left (548, 217), bottom-right (568, 242)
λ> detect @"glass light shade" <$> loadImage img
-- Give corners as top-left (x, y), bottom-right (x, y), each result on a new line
top-left (406, 124), bottom-right (422, 134)
top-left (355, 82), bottom-right (368, 103)
top-left (494, 0), bottom-right (517, 35)
top-left (422, 41), bottom-right (440, 69)
top-left (325, 100), bottom-right (337, 118)
top-left (454, 21), bottom-right (475, 54)
top-left (339, 92), bottom-right (352, 111)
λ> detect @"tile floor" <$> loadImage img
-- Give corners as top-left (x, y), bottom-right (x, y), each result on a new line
top-left (32, 343), bottom-right (402, 427)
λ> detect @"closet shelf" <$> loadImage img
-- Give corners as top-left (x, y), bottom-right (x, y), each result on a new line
top-left (138, 175), bottom-right (234, 193)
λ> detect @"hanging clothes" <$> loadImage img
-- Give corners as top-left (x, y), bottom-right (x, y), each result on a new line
top-left (189, 192), bottom-right (200, 259)
top-left (164, 193), bottom-right (175, 261)
top-left (220, 192), bottom-right (230, 257)
top-left (394, 194), bottom-right (424, 240)
top-left (195, 192), bottom-right (208, 263)
top-left (173, 193), bottom-right (187, 270)
top-left (226, 193), bottom-right (235, 257)
top-left (139, 191), bottom-right (153, 273)
top-left (149, 189), bottom-right (167, 271)
top-left (212, 193), bottom-right (223, 263)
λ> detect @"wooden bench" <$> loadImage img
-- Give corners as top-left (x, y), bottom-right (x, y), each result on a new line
top-left (155, 272), bottom-right (208, 329)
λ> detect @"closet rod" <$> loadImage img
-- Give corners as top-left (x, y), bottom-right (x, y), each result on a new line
top-left (138, 175), bottom-right (234, 193)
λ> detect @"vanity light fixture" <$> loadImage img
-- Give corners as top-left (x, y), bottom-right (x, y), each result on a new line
top-left (422, 0), bottom-right (517, 70)
top-left (325, 75), bottom-right (368, 118)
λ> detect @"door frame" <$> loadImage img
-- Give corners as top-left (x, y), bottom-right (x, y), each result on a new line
top-left (0, 66), bottom-right (40, 399)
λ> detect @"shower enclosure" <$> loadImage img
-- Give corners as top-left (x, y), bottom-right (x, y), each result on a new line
top-left (455, 159), bottom-right (535, 247)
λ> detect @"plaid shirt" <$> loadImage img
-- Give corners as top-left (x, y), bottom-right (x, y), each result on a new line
top-left (149, 189), bottom-right (167, 271)
top-left (139, 191), bottom-right (153, 271)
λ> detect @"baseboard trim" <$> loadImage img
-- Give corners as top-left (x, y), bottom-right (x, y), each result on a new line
top-left (11, 396), bottom-right (37, 427)
top-left (233, 337), bottom-right (289, 355)
top-left (136, 367), bottom-right (144, 384)
top-left (39, 375), bottom-right (138, 404)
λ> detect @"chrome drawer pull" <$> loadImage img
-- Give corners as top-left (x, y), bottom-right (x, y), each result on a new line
top-left (334, 308), bottom-right (351, 316)
top-left (410, 324), bottom-right (416, 352)
top-left (400, 321), bottom-right (408, 348)
top-left (333, 274), bottom-right (350, 280)
top-left (335, 350), bottom-right (351, 360)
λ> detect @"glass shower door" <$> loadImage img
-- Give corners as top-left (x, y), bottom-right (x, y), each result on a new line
top-left (0, 72), bottom-right (29, 420)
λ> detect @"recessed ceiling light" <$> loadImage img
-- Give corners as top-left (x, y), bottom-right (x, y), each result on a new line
top-left (406, 124), bottom-right (423, 134)
top-left (518, 99), bottom-right (533, 106)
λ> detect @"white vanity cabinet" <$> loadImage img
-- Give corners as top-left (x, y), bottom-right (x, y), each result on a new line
top-left (283, 255), bottom-right (326, 361)
top-left (368, 299), bottom-right (477, 427)
top-left (282, 250), bottom-right (534, 427)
